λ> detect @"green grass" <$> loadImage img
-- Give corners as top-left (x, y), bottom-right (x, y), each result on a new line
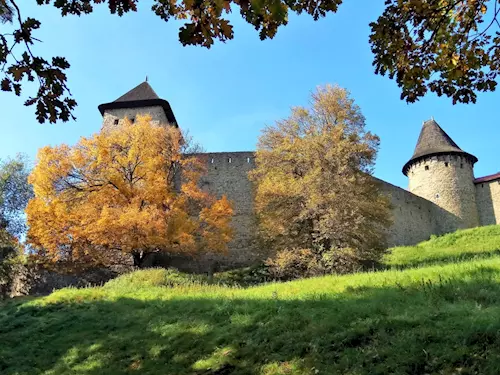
top-left (383, 224), bottom-right (500, 268)
top-left (1, 225), bottom-right (500, 374)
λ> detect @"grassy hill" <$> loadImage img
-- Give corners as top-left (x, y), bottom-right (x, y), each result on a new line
top-left (2, 226), bottom-right (500, 374)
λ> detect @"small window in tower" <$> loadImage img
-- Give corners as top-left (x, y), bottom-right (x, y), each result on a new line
top-left (247, 157), bottom-right (251, 163)
top-left (425, 165), bottom-right (429, 171)
top-left (460, 163), bottom-right (463, 168)
top-left (228, 157), bottom-right (232, 163)
top-left (210, 158), bottom-right (214, 164)
top-left (436, 193), bottom-right (440, 199)
top-left (130, 117), bottom-right (135, 123)
top-left (445, 162), bottom-right (449, 167)
top-left (114, 119), bottom-right (119, 125)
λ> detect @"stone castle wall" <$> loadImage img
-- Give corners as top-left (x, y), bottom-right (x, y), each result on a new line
top-left (97, 107), bottom-right (499, 272)
top-left (376, 179), bottom-right (435, 246)
top-left (154, 152), bottom-right (264, 273)
top-left (162, 155), bottom-right (444, 271)
top-left (102, 107), bottom-right (168, 130)
top-left (476, 179), bottom-right (500, 226)
top-left (407, 154), bottom-right (479, 233)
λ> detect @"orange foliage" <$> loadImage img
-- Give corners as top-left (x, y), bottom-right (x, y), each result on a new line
top-left (26, 116), bottom-right (233, 267)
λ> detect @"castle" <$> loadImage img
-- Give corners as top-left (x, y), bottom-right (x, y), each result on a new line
top-left (98, 82), bottom-right (500, 271)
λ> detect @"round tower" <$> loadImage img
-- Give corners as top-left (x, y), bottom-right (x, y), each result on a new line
top-left (98, 81), bottom-right (178, 130)
top-left (403, 119), bottom-right (479, 233)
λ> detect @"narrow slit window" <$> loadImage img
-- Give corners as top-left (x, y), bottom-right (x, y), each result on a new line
top-left (445, 162), bottom-right (449, 167)
top-left (228, 157), bottom-right (232, 163)
top-left (425, 165), bottom-right (429, 171)
top-left (460, 163), bottom-right (464, 168)
top-left (130, 117), bottom-right (135, 123)
top-left (210, 158), bottom-right (214, 164)
top-left (247, 157), bottom-right (251, 163)
top-left (114, 119), bottom-right (119, 125)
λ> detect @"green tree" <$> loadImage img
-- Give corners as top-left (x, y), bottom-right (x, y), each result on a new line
top-left (250, 85), bottom-right (391, 265)
top-left (2, 0), bottom-right (497, 125)
top-left (370, 0), bottom-right (500, 104)
top-left (0, 154), bottom-right (33, 238)
top-left (0, 155), bottom-right (31, 299)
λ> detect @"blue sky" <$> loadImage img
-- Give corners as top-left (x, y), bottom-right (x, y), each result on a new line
top-left (1, 1), bottom-right (498, 189)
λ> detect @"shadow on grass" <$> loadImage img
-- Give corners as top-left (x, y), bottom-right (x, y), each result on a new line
top-left (2, 267), bottom-right (500, 375)
top-left (386, 248), bottom-right (500, 270)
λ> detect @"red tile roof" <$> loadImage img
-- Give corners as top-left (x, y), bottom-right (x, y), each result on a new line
top-left (474, 172), bottom-right (500, 184)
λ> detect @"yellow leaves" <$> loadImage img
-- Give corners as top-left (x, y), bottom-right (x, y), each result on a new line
top-left (250, 85), bottom-right (391, 251)
top-left (27, 116), bottom-right (234, 267)
top-left (451, 52), bottom-right (460, 66)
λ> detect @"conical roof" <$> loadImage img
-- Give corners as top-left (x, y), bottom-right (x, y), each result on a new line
top-left (402, 119), bottom-right (477, 175)
top-left (113, 81), bottom-right (160, 102)
top-left (98, 81), bottom-right (177, 125)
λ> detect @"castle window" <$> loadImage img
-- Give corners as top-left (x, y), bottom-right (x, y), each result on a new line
top-left (436, 194), bottom-right (440, 199)
top-left (114, 119), bottom-right (119, 125)
top-left (228, 157), bottom-right (232, 163)
top-left (445, 162), bottom-right (449, 167)
top-left (130, 117), bottom-right (135, 123)
top-left (460, 163), bottom-right (463, 168)
top-left (425, 165), bottom-right (429, 171)
top-left (247, 157), bottom-right (251, 163)
top-left (210, 158), bottom-right (214, 164)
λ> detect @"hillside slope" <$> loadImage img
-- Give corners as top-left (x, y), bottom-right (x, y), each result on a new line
top-left (1, 226), bottom-right (500, 375)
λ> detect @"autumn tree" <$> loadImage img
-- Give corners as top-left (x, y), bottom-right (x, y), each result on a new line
top-left (3, 1), bottom-right (497, 124)
top-left (250, 85), bottom-right (391, 269)
top-left (26, 116), bottom-right (233, 268)
top-left (370, 0), bottom-right (500, 104)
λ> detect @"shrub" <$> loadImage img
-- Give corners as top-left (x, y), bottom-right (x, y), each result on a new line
top-left (266, 247), bottom-right (379, 281)
top-left (103, 268), bottom-right (208, 290)
top-left (320, 247), bottom-right (365, 275)
top-left (214, 265), bottom-right (272, 286)
top-left (265, 248), bottom-right (322, 281)
top-left (0, 230), bottom-right (24, 299)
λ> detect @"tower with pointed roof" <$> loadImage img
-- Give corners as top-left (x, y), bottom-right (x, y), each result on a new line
top-left (403, 119), bottom-right (480, 232)
top-left (93, 82), bottom-right (500, 270)
top-left (98, 81), bottom-right (178, 130)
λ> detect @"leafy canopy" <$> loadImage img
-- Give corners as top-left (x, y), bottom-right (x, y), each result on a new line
top-left (370, 0), bottom-right (500, 104)
top-left (2, 0), bottom-right (498, 125)
top-left (250, 85), bottom-right (391, 258)
top-left (26, 116), bottom-right (233, 268)
top-left (0, 154), bottom-right (33, 238)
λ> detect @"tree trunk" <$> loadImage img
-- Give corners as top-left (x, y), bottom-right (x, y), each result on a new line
top-left (132, 251), bottom-right (157, 268)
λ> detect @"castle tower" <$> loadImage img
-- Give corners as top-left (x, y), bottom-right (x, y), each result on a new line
top-left (98, 81), bottom-right (177, 129)
top-left (403, 119), bottom-right (479, 233)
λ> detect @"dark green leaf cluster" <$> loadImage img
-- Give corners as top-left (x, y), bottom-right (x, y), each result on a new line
top-left (0, 0), bottom-right (76, 123)
top-left (370, 0), bottom-right (500, 104)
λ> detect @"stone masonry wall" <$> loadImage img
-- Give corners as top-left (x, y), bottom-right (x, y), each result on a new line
top-left (376, 179), bottom-right (436, 246)
top-left (195, 152), bottom-right (263, 269)
top-left (407, 155), bottom-right (479, 233)
top-left (154, 152), bottom-right (263, 273)
top-left (476, 179), bottom-right (500, 226)
top-left (160, 156), bottom-right (441, 271)
top-left (102, 106), bottom-right (169, 131)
